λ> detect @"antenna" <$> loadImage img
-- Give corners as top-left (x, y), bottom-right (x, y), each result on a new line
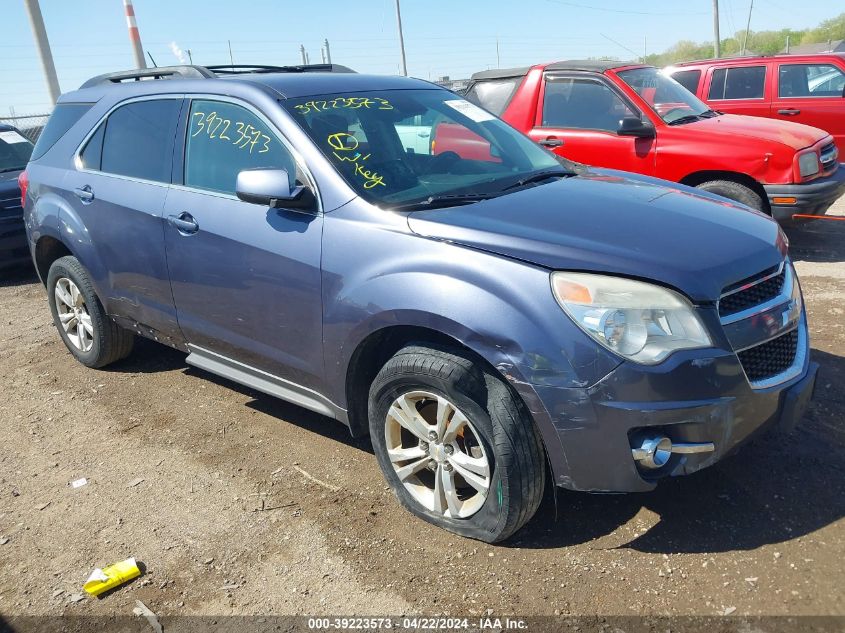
top-left (147, 51), bottom-right (158, 67)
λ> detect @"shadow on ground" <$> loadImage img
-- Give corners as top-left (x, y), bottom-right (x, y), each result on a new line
top-left (0, 263), bottom-right (38, 288)
top-left (785, 217), bottom-right (845, 263)
top-left (96, 314), bottom-right (845, 556)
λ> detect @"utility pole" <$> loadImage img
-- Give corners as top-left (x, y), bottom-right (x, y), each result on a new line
top-left (228, 40), bottom-right (234, 69)
top-left (785, 35), bottom-right (790, 54)
top-left (712, 0), bottom-right (721, 58)
top-left (22, 0), bottom-right (61, 105)
top-left (394, 0), bottom-right (408, 76)
top-left (123, 0), bottom-right (147, 69)
top-left (324, 38), bottom-right (332, 63)
top-left (496, 37), bottom-right (500, 68)
top-left (300, 44), bottom-right (307, 65)
top-left (741, 0), bottom-right (754, 56)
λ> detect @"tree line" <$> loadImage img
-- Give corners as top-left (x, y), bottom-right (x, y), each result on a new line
top-left (643, 11), bottom-right (845, 65)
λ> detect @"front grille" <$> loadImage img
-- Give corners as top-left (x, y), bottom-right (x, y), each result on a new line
top-left (719, 266), bottom-right (786, 318)
top-left (820, 142), bottom-right (838, 173)
top-left (737, 329), bottom-right (799, 382)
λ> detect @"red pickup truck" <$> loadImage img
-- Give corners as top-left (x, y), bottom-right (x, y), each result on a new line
top-left (456, 60), bottom-right (845, 221)
top-left (665, 53), bottom-right (845, 154)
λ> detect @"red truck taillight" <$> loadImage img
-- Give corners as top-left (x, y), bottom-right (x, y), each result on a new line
top-left (18, 170), bottom-right (29, 208)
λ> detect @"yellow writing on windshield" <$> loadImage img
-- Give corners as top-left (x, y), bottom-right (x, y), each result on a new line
top-left (295, 97), bottom-right (393, 116)
top-left (327, 132), bottom-right (385, 189)
top-left (191, 112), bottom-right (272, 154)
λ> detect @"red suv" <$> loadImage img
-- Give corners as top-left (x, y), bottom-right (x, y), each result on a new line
top-left (459, 60), bottom-right (845, 221)
top-left (665, 53), bottom-right (845, 154)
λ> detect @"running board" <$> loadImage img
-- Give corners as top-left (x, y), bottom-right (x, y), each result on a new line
top-left (185, 345), bottom-right (347, 423)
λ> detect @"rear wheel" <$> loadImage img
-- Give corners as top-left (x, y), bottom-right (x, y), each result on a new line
top-left (695, 179), bottom-right (767, 213)
top-left (368, 344), bottom-right (545, 542)
top-left (47, 256), bottom-right (134, 368)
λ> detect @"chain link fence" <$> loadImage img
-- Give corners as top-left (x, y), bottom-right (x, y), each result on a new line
top-left (0, 112), bottom-right (52, 143)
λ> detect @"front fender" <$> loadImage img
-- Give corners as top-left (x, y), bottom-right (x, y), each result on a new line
top-left (321, 201), bottom-right (622, 486)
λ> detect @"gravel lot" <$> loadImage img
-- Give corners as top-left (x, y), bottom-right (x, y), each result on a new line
top-left (0, 200), bottom-right (843, 619)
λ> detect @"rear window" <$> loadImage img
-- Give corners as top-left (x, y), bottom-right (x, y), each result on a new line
top-left (30, 103), bottom-right (92, 161)
top-left (0, 129), bottom-right (34, 173)
top-left (671, 69), bottom-right (701, 94)
top-left (99, 99), bottom-right (180, 183)
top-left (708, 66), bottom-right (767, 100)
top-left (464, 77), bottom-right (522, 116)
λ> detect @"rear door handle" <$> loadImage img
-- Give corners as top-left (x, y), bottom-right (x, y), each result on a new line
top-left (778, 109), bottom-right (801, 116)
top-left (167, 212), bottom-right (199, 235)
top-left (73, 186), bottom-right (94, 203)
top-left (538, 137), bottom-right (563, 148)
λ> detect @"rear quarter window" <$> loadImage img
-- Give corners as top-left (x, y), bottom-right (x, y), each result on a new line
top-left (30, 103), bottom-right (93, 161)
top-left (464, 77), bottom-right (522, 116)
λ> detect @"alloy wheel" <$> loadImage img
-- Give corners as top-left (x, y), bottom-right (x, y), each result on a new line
top-left (384, 391), bottom-right (491, 518)
top-left (54, 277), bottom-right (94, 353)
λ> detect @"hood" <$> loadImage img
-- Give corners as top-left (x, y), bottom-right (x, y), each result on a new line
top-left (407, 171), bottom-right (787, 303)
top-left (683, 114), bottom-right (826, 151)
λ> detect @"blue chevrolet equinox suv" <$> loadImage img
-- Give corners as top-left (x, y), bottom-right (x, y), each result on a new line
top-left (22, 64), bottom-right (818, 542)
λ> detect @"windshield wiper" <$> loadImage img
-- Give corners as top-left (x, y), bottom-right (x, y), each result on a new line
top-left (500, 168), bottom-right (574, 192)
top-left (390, 192), bottom-right (502, 212)
top-left (667, 114), bottom-right (705, 126)
top-left (699, 109), bottom-right (721, 118)
top-left (0, 167), bottom-right (25, 173)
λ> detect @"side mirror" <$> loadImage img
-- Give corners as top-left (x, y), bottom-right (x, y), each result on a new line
top-left (235, 168), bottom-right (315, 210)
top-left (617, 116), bottom-right (656, 139)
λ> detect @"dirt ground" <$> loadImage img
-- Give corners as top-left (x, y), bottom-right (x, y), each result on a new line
top-left (1, 202), bottom-right (843, 620)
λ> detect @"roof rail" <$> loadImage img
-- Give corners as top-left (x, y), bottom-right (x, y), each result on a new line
top-left (80, 65), bottom-right (215, 89)
top-left (205, 63), bottom-right (356, 75)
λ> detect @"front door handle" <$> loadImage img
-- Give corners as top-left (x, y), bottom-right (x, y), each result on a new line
top-left (778, 109), bottom-right (801, 116)
top-left (538, 136), bottom-right (563, 148)
top-left (167, 212), bottom-right (199, 235)
top-left (73, 186), bottom-right (94, 203)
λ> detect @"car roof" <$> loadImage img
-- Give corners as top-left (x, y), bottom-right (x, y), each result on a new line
top-left (61, 65), bottom-right (441, 104)
top-left (471, 59), bottom-right (643, 80)
top-left (671, 52), bottom-right (845, 67)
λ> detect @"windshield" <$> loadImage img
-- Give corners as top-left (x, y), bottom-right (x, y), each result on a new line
top-left (0, 129), bottom-right (34, 173)
top-left (283, 89), bottom-right (564, 207)
top-left (616, 67), bottom-right (713, 124)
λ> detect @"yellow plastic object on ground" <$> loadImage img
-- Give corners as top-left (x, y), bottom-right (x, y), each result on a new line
top-left (83, 557), bottom-right (141, 597)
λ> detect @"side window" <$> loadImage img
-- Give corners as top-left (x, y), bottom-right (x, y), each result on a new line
top-left (464, 77), bottom-right (522, 116)
top-left (394, 110), bottom-right (438, 155)
top-left (542, 77), bottom-right (634, 131)
top-left (79, 123), bottom-right (105, 170)
top-left (671, 70), bottom-right (701, 94)
top-left (100, 99), bottom-right (180, 182)
top-left (779, 64), bottom-right (845, 97)
top-left (185, 100), bottom-right (297, 194)
top-left (708, 66), bottom-right (766, 100)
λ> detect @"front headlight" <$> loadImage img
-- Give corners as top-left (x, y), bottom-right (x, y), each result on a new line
top-left (551, 272), bottom-right (712, 365)
top-left (798, 152), bottom-right (820, 178)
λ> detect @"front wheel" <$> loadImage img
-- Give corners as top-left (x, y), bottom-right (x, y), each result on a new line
top-left (46, 256), bottom-right (134, 368)
top-left (368, 344), bottom-right (545, 543)
top-left (695, 179), bottom-right (767, 213)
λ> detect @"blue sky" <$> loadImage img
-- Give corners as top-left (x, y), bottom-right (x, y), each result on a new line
top-left (0, 0), bottom-right (839, 114)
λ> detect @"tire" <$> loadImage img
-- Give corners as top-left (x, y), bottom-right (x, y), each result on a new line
top-left (368, 344), bottom-right (545, 543)
top-left (46, 256), bottom-right (134, 368)
top-left (695, 179), bottom-right (767, 213)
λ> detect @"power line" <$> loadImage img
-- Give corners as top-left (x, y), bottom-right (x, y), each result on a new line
top-left (544, 0), bottom-right (708, 15)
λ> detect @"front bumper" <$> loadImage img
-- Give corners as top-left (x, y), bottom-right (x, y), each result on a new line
top-left (764, 164), bottom-right (845, 222)
top-left (535, 318), bottom-right (815, 493)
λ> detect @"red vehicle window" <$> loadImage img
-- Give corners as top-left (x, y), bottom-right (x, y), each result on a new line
top-left (541, 77), bottom-right (634, 131)
top-left (779, 63), bottom-right (845, 98)
top-left (671, 69), bottom-right (701, 94)
top-left (709, 66), bottom-right (767, 100)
